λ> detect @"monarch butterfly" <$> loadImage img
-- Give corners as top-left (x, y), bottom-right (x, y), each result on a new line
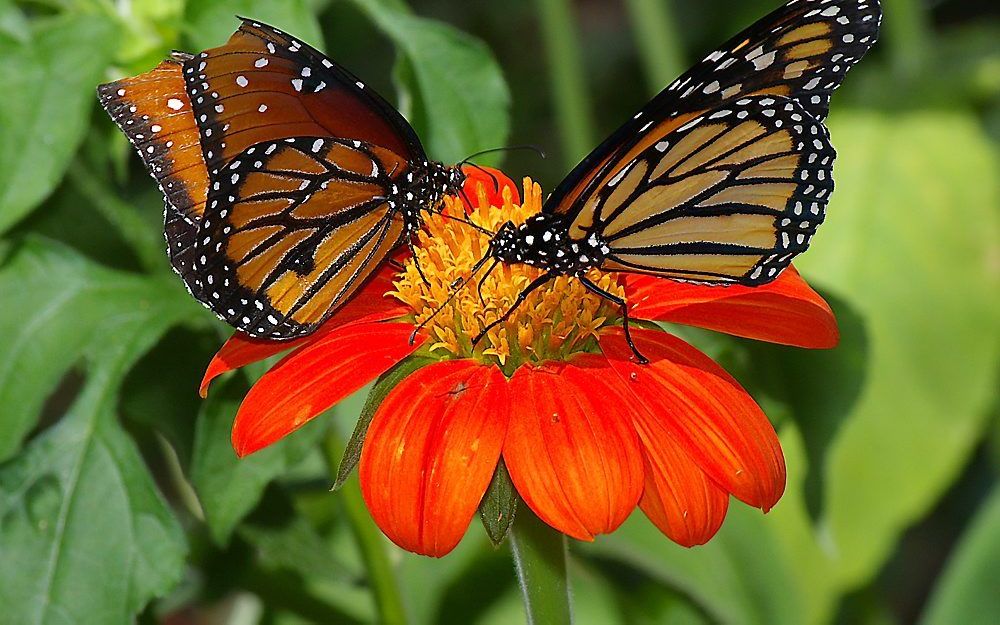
top-left (466, 0), bottom-right (882, 361)
top-left (99, 20), bottom-right (465, 340)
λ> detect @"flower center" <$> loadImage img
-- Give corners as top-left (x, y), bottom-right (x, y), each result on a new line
top-left (390, 178), bottom-right (625, 369)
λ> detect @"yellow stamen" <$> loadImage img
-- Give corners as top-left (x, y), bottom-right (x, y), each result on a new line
top-left (390, 178), bottom-right (625, 369)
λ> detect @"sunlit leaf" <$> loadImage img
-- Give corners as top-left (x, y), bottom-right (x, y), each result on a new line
top-left (0, 14), bottom-right (118, 234)
top-left (798, 111), bottom-right (1000, 587)
top-left (183, 0), bottom-right (321, 51)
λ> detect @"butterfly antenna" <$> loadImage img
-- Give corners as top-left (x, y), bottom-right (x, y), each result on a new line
top-left (459, 161), bottom-right (500, 193)
top-left (408, 252), bottom-right (495, 346)
top-left (431, 203), bottom-right (494, 236)
top-left (461, 144), bottom-right (547, 162)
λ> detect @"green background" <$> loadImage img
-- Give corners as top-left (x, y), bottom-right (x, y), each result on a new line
top-left (0, 0), bottom-right (998, 623)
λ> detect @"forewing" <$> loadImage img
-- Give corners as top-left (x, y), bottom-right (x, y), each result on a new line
top-left (98, 54), bottom-right (214, 283)
top-left (182, 19), bottom-right (424, 177)
top-left (545, 0), bottom-right (879, 217)
top-left (585, 96), bottom-right (835, 285)
top-left (190, 137), bottom-right (408, 338)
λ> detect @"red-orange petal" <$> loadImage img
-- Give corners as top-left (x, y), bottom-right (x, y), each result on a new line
top-left (231, 320), bottom-right (422, 457)
top-left (503, 357), bottom-right (644, 541)
top-left (599, 327), bottom-right (785, 511)
top-left (623, 265), bottom-right (839, 349)
top-left (634, 411), bottom-right (730, 547)
top-left (460, 164), bottom-right (520, 210)
top-left (359, 360), bottom-right (509, 557)
top-left (200, 266), bottom-right (405, 397)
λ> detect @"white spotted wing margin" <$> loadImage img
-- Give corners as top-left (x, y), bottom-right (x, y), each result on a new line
top-left (595, 96), bottom-right (836, 285)
top-left (659, 0), bottom-right (882, 122)
top-left (187, 136), bottom-right (405, 339)
top-left (544, 0), bottom-right (879, 215)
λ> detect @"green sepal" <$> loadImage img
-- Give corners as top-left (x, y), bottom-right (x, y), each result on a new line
top-left (332, 355), bottom-right (436, 490)
top-left (479, 459), bottom-right (518, 546)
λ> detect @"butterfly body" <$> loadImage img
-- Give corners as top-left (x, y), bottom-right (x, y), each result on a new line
top-left (491, 215), bottom-right (609, 276)
top-left (469, 0), bottom-right (881, 360)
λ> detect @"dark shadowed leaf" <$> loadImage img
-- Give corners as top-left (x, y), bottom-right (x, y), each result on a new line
top-left (190, 377), bottom-right (328, 545)
top-left (0, 238), bottom-right (198, 460)
top-left (351, 0), bottom-right (510, 163)
top-left (920, 486), bottom-right (1000, 625)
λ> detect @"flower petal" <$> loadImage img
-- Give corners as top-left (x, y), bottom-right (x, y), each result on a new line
top-left (359, 360), bottom-right (509, 556)
top-left (634, 412), bottom-right (730, 547)
top-left (460, 164), bottom-right (520, 210)
top-left (200, 266), bottom-right (405, 397)
top-left (231, 320), bottom-right (422, 457)
top-left (503, 357), bottom-right (644, 541)
top-left (624, 266), bottom-right (839, 349)
top-left (599, 327), bottom-right (785, 511)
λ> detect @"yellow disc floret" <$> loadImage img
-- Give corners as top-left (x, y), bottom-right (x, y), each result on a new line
top-left (390, 178), bottom-right (625, 369)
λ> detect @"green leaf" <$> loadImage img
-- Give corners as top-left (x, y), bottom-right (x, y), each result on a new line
top-left (351, 0), bottom-right (511, 163)
top-left (190, 378), bottom-right (328, 545)
top-left (0, 237), bottom-right (198, 460)
top-left (0, 14), bottom-right (118, 234)
top-left (920, 486), bottom-right (1000, 625)
top-left (478, 460), bottom-right (517, 546)
top-left (798, 111), bottom-right (1000, 587)
top-left (0, 241), bottom-right (191, 624)
top-left (334, 356), bottom-right (435, 489)
top-left (239, 509), bottom-right (357, 585)
top-left (183, 0), bottom-right (322, 51)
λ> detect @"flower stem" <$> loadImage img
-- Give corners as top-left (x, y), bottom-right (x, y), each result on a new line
top-left (509, 506), bottom-right (572, 625)
top-left (535, 0), bottom-right (595, 167)
top-left (882, 0), bottom-right (930, 79)
top-left (322, 433), bottom-right (407, 625)
top-left (624, 0), bottom-right (685, 94)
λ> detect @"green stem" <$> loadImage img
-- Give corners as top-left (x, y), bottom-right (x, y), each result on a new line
top-left (535, 0), bottom-right (595, 167)
top-left (510, 507), bottom-right (572, 625)
top-left (624, 0), bottom-right (685, 94)
top-left (882, 0), bottom-right (931, 79)
top-left (322, 433), bottom-right (408, 625)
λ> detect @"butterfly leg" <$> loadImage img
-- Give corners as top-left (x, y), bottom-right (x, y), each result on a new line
top-left (471, 272), bottom-right (554, 347)
top-left (406, 235), bottom-right (432, 287)
top-left (579, 276), bottom-right (649, 365)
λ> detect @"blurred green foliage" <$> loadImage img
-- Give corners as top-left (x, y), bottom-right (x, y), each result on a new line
top-left (0, 0), bottom-right (998, 623)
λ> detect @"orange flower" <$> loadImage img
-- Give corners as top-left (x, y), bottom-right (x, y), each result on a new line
top-left (201, 167), bottom-right (838, 557)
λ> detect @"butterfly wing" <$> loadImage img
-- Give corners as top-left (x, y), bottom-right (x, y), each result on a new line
top-left (546, 0), bottom-right (880, 216)
top-left (583, 96), bottom-right (834, 284)
top-left (182, 18), bottom-right (425, 175)
top-left (137, 19), bottom-right (427, 339)
top-left (192, 136), bottom-right (409, 338)
top-left (98, 54), bottom-right (210, 283)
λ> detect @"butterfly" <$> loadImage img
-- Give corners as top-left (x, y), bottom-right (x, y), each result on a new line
top-left (98, 19), bottom-right (465, 340)
top-left (462, 0), bottom-right (881, 362)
